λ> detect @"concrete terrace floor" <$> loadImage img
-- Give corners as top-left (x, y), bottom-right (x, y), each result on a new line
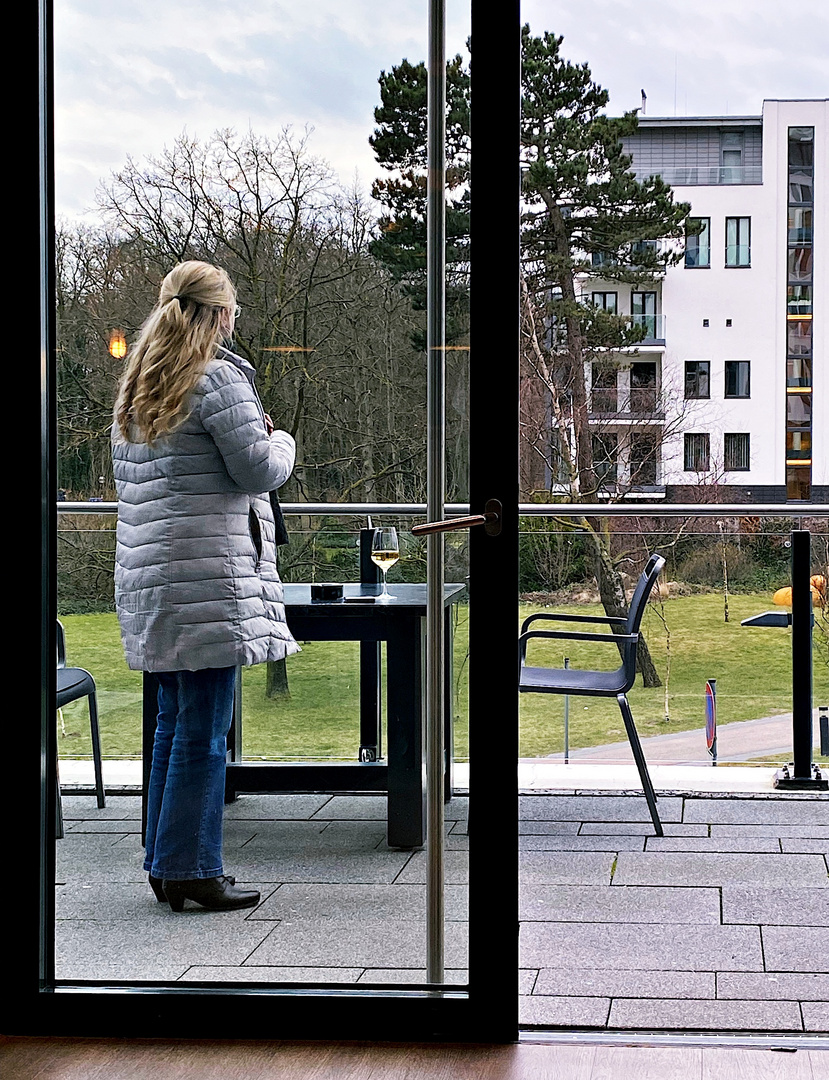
top-left (54, 783), bottom-right (829, 1035)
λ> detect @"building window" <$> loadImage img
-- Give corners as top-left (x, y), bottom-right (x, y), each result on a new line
top-left (591, 291), bottom-right (618, 313)
top-left (630, 433), bottom-right (659, 486)
top-left (684, 361), bottom-right (710, 399)
top-left (630, 361), bottom-right (658, 413)
top-left (592, 433), bottom-right (618, 488)
top-left (725, 217), bottom-right (750, 266)
top-left (724, 433), bottom-right (750, 471)
top-left (724, 361), bottom-right (750, 399)
top-left (591, 363), bottom-right (618, 413)
top-left (684, 433), bottom-right (710, 472)
top-left (685, 218), bottom-right (710, 267)
top-left (721, 131), bottom-right (744, 183)
top-left (631, 291), bottom-right (657, 338)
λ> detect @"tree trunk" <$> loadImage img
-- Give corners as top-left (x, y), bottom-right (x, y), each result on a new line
top-left (266, 659), bottom-right (290, 699)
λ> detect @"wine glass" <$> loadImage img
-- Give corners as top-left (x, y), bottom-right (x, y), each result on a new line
top-left (371, 527), bottom-right (399, 601)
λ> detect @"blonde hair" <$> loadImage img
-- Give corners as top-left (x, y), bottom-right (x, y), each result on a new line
top-left (115, 261), bottom-right (236, 444)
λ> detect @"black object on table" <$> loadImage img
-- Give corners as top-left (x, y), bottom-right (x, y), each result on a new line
top-left (142, 582), bottom-right (466, 849)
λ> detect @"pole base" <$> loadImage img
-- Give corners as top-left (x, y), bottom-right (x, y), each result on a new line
top-left (773, 763), bottom-right (828, 791)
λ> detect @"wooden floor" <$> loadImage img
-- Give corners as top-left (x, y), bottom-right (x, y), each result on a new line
top-left (1, 1038), bottom-right (827, 1079)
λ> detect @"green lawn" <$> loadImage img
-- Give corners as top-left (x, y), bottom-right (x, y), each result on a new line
top-left (57, 593), bottom-right (827, 763)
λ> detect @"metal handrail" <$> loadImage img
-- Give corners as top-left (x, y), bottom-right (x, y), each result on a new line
top-left (58, 501), bottom-right (829, 519)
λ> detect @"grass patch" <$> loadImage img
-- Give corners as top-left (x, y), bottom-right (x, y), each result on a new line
top-left (57, 593), bottom-right (827, 763)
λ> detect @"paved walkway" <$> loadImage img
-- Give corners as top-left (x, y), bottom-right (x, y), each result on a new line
top-left (56, 789), bottom-right (828, 1034)
top-left (547, 709), bottom-right (827, 765)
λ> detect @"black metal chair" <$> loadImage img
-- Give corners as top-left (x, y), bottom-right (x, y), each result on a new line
top-left (519, 554), bottom-right (665, 836)
top-left (57, 621), bottom-right (105, 831)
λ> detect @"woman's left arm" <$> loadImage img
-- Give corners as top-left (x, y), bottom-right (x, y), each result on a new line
top-left (200, 364), bottom-right (296, 492)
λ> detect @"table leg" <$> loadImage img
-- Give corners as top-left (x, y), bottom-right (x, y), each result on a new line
top-left (386, 616), bottom-right (426, 848)
top-left (359, 641), bottom-right (382, 761)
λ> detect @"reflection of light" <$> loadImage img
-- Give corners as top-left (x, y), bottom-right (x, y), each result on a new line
top-left (109, 330), bottom-right (127, 359)
top-left (787, 313), bottom-right (812, 320)
top-left (787, 386), bottom-right (813, 393)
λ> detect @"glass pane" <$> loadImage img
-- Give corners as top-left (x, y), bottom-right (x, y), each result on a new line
top-left (788, 208), bottom-right (812, 245)
top-left (788, 247), bottom-right (813, 281)
top-left (55, 0), bottom-right (469, 990)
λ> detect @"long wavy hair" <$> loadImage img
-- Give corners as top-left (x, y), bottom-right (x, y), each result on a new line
top-left (114, 261), bottom-right (236, 444)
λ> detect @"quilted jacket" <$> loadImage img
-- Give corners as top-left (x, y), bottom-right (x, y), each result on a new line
top-left (112, 355), bottom-right (299, 672)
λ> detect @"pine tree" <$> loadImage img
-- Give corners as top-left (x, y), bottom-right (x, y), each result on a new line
top-left (371, 29), bottom-right (695, 684)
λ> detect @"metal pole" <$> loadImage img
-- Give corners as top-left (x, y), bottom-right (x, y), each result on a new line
top-left (790, 530), bottom-right (813, 779)
top-left (563, 658), bottom-right (570, 764)
top-left (426, 0), bottom-right (446, 985)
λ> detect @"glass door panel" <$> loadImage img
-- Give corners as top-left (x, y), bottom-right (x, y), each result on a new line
top-left (38, 0), bottom-right (519, 1038)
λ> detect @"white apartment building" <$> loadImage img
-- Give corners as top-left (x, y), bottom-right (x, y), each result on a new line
top-left (582, 98), bottom-right (827, 504)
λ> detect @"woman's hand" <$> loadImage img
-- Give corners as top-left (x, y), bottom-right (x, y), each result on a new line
top-left (263, 413), bottom-right (274, 435)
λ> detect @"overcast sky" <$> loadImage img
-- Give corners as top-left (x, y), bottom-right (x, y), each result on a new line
top-left (54, 0), bottom-right (829, 220)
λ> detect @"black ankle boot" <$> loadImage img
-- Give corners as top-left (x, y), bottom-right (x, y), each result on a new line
top-left (162, 875), bottom-right (259, 913)
top-left (150, 872), bottom-right (235, 902)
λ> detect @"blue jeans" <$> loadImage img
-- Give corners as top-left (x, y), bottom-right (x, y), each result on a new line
top-left (144, 667), bottom-right (236, 881)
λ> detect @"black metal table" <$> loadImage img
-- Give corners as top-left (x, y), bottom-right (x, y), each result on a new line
top-left (142, 582), bottom-right (465, 849)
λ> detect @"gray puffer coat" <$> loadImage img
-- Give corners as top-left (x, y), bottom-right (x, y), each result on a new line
top-left (112, 355), bottom-right (299, 672)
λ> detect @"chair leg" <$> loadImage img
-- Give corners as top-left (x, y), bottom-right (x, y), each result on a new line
top-left (88, 691), bottom-right (106, 809)
top-left (617, 693), bottom-right (662, 836)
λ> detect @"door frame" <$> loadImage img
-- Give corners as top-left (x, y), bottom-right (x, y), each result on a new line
top-left (10, 0), bottom-right (520, 1041)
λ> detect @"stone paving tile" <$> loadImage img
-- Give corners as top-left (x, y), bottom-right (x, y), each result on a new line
top-left (518, 821), bottom-right (581, 836)
top-left (781, 839), bottom-right (829, 854)
top-left (357, 969), bottom-right (468, 985)
top-left (391, 851), bottom-right (469, 885)
top-left (645, 837), bottom-right (783, 853)
top-left (56, 914), bottom-right (273, 981)
top-left (683, 797), bottom-right (829, 826)
top-left (613, 852), bottom-right (828, 887)
top-left (66, 819), bottom-right (143, 834)
top-left (180, 966), bottom-right (364, 983)
top-left (252, 882), bottom-right (468, 922)
top-left (519, 795), bottom-right (683, 823)
top-left (56, 882), bottom-right (280, 920)
top-left (711, 824), bottom-right (829, 838)
top-left (230, 845), bottom-right (412, 884)
top-left (55, 834), bottom-right (146, 884)
top-left (520, 923), bottom-right (762, 972)
top-left (717, 972), bottom-right (829, 1000)
top-left (519, 852), bottom-right (614, 885)
top-left (61, 794), bottom-right (143, 819)
top-left (533, 968), bottom-right (714, 999)
top-left (519, 835), bottom-right (646, 852)
top-left (762, 926), bottom-right (829, 972)
top-left (580, 822), bottom-right (708, 837)
top-left (245, 919), bottom-right (468, 969)
top-left (722, 887), bottom-right (829, 927)
top-left (519, 884), bottom-right (720, 924)
top-left (519, 969), bottom-right (538, 995)
top-left (444, 797), bottom-right (468, 820)
top-left (608, 998), bottom-right (803, 1031)
top-left (224, 794), bottom-right (333, 820)
top-left (445, 833), bottom-right (469, 851)
top-left (310, 796), bottom-right (388, 820)
top-left (802, 1002), bottom-right (829, 1032)
top-left (519, 994), bottom-right (610, 1027)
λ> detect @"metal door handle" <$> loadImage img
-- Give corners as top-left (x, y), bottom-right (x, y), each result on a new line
top-left (412, 498), bottom-right (501, 537)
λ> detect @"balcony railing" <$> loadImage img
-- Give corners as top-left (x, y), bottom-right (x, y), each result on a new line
top-left (636, 166), bottom-right (763, 186)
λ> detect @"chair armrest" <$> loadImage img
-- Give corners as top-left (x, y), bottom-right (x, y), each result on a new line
top-left (520, 611), bottom-right (627, 634)
top-left (519, 628), bottom-right (638, 665)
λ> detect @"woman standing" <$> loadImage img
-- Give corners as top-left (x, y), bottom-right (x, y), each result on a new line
top-left (112, 261), bottom-right (298, 912)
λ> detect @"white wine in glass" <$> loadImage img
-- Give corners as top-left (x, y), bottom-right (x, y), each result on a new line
top-left (371, 527), bottom-right (399, 601)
